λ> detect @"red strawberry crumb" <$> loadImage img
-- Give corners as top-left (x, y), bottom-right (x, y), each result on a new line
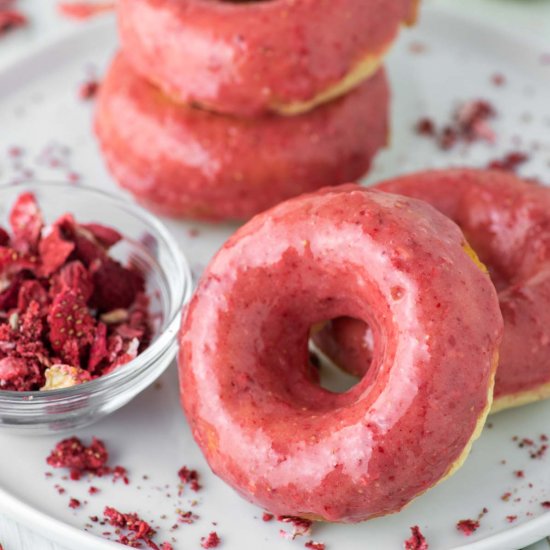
top-left (79, 79), bottom-right (100, 100)
top-left (541, 501), bottom-right (550, 508)
top-left (404, 525), bottom-right (428, 550)
top-left (491, 73), bottom-right (506, 87)
top-left (456, 519), bottom-right (480, 536)
top-left (415, 118), bottom-right (435, 137)
top-left (88, 486), bottom-right (99, 495)
top-left (488, 152), bottom-right (529, 172)
top-left (0, 9), bottom-right (27, 35)
top-left (305, 542), bottom-right (326, 550)
top-left (58, 1), bottom-right (115, 19)
top-left (112, 465), bottom-right (130, 485)
top-left (103, 506), bottom-right (158, 548)
top-left (200, 531), bottom-right (221, 548)
top-left (262, 512), bottom-right (274, 522)
top-left (514, 470), bottom-right (525, 478)
top-left (501, 492), bottom-right (512, 502)
top-left (178, 466), bottom-right (201, 492)
top-left (178, 510), bottom-right (199, 524)
top-left (415, 99), bottom-right (497, 150)
top-left (69, 497), bottom-right (81, 509)
top-left (506, 515), bottom-right (517, 523)
top-left (47, 437), bottom-right (109, 476)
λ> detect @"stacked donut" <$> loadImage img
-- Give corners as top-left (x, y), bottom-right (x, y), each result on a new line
top-left (95, 0), bottom-right (419, 221)
top-left (179, 168), bottom-right (550, 523)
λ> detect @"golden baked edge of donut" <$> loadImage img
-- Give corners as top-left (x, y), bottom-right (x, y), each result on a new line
top-left (491, 384), bottom-right (550, 414)
top-left (272, 0), bottom-right (421, 117)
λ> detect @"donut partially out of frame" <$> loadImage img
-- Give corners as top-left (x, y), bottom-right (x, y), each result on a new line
top-left (314, 169), bottom-right (550, 413)
top-left (117, 0), bottom-right (418, 116)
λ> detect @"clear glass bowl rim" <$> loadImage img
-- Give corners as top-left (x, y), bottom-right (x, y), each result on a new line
top-left (0, 180), bottom-right (192, 406)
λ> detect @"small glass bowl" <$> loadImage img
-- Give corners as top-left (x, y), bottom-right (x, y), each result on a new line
top-left (0, 182), bottom-right (191, 435)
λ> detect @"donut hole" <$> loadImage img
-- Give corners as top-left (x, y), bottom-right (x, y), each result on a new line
top-left (310, 317), bottom-right (374, 390)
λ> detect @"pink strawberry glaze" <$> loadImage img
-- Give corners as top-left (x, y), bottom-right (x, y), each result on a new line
top-left (315, 169), bottom-right (550, 405)
top-left (117, 0), bottom-right (417, 116)
top-left (94, 53), bottom-right (389, 221)
top-left (178, 185), bottom-right (502, 522)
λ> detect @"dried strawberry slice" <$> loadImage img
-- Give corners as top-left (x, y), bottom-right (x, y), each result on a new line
top-left (0, 246), bottom-right (38, 277)
top-left (0, 356), bottom-right (43, 391)
top-left (38, 225), bottom-right (75, 276)
top-left (53, 214), bottom-right (105, 266)
top-left (18, 299), bottom-right (45, 341)
top-left (89, 322), bottom-right (108, 372)
top-left (0, 227), bottom-right (10, 247)
top-left (50, 261), bottom-right (94, 303)
top-left (48, 289), bottom-right (96, 357)
top-left (17, 280), bottom-right (48, 313)
top-left (90, 258), bottom-right (144, 311)
top-left (0, 273), bottom-right (25, 311)
top-left (9, 192), bottom-right (44, 253)
top-left (80, 223), bottom-right (122, 249)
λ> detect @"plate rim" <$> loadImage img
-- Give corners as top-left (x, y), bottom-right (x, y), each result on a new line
top-left (0, 6), bottom-right (549, 550)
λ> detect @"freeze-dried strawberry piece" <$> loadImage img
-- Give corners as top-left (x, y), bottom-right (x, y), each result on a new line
top-left (0, 247), bottom-right (38, 278)
top-left (104, 337), bottom-right (139, 373)
top-left (88, 322), bottom-right (108, 372)
top-left (0, 273), bottom-right (25, 311)
top-left (18, 300), bottom-right (45, 341)
top-left (0, 227), bottom-right (10, 247)
top-left (38, 225), bottom-right (75, 276)
top-left (48, 290), bottom-right (96, 358)
top-left (0, 356), bottom-right (43, 391)
top-left (50, 261), bottom-right (94, 303)
top-left (9, 192), bottom-right (44, 253)
top-left (73, 228), bottom-right (108, 266)
top-left (53, 215), bottom-right (105, 266)
top-left (17, 280), bottom-right (48, 313)
top-left (90, 257), bottom-right (144, 311)
top-left (80, 223), bottom-right (122, 249)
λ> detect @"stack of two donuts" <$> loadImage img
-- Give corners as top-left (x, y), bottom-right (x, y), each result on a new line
top-left (179, 168), bottom-right (550, 523)
top-left (95, 0), bottom-right (419, 220)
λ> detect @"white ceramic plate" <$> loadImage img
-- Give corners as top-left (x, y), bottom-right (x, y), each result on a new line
top-left (0, 5), bottom-right (550, 550)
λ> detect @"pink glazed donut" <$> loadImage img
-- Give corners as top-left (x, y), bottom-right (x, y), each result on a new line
top-left (117, 0), bottom-right (418, 117)
top-left (95, 53), bottom-right (389, 221)
top-left (179, 185), bottom-right (502, 522)
top-left (314, 169), bottom-right (550, 413)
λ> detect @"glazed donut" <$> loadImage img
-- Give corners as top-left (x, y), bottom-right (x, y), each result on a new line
top-left (314, 169), bottom-right (550, 413)
top-left (95, 53), bottom-right (389, 221)
top-left (179, 185), bottom-right (502, 522)
top-left (117, 0), bottom-right (418, 117)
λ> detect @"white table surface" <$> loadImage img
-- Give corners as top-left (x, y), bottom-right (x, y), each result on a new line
top-left (0, 1), bottom-right (549, 549)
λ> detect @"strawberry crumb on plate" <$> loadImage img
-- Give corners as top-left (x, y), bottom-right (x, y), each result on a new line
top-left (404, 526), bottom-right (428, 550)
top-left (200, 531), bottom-right (221, 548)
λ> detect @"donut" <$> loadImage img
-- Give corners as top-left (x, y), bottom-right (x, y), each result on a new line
top-left (314, 169), bottom-right (550, 413)
top-left (117, 0), bottom-right (418, 117)
top-left (95, 53), bottom-right (389, 221)
top-left (178, 185), bottom-right (502, 521)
